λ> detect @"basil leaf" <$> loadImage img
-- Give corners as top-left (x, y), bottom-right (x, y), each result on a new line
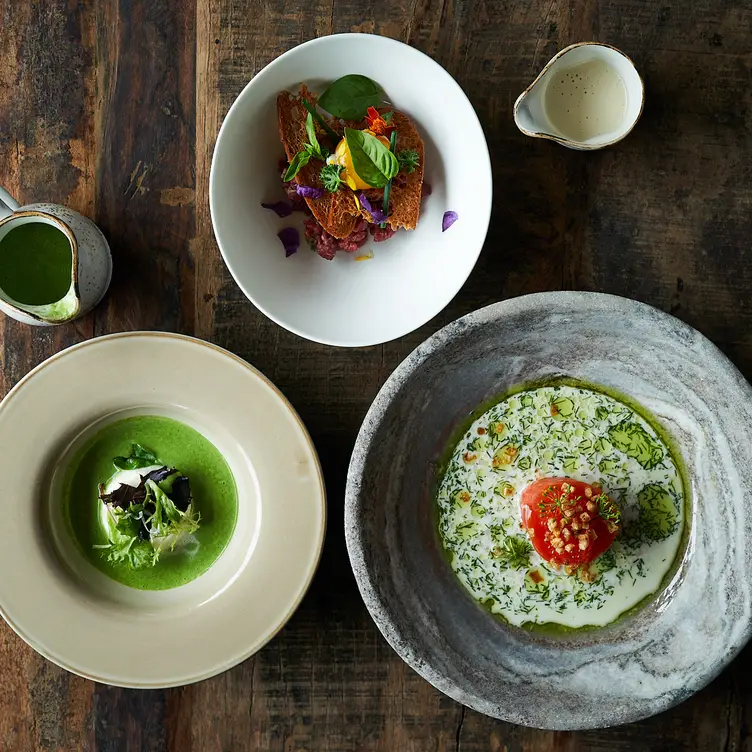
top-left (283, 149), bottom-right (312, 181)
top-left (344, 128), bottom-right (399, 188)
top-left (113, 443), bottom-right (159, 470)
top-left (318, 75), bottom-right (384, 120)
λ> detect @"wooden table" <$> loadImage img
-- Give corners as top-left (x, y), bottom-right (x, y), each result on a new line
top-left (0, 1), bottom-right (750, 749)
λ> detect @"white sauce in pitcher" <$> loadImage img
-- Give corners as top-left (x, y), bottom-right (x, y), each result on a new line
top-left (543, 59), bottom-right (627, 142)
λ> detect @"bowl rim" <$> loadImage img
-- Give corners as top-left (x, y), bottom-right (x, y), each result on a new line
top-left (345, 291), bottom-right (752, 728)
top-left (209, 32), bottom-right (493, 347)
top-left (0, 331), bottom-right (327, 687)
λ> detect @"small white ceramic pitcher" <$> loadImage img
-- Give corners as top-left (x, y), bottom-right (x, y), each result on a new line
top-left (0, 186), bottom-right (112, 325)
top-left (514, 42), bottom-right (644, 150)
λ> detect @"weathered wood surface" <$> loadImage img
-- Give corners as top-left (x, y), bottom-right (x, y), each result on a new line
top-left (0, 0), bottom-right (751, 749)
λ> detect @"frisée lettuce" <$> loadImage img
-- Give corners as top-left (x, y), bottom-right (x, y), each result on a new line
top-left (94, 444), bottom-right (201, 570)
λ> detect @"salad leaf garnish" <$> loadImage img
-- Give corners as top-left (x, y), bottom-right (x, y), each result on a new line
top-left (284, 113), bottom-right (329, 182)
top-left (96, 476), bottom-right (200, 570)
top-left (144, 480), bottom-right (201, 548)
top-left (344, 128), bottom-right (399, 189)
top-left (95, 506), bottom-right (158, 570)
top-left (318, 75), bottom-right (384, 120)
top-left (113, 443), bottom-right (159, 471)
top-left (397, 148), bottom-right (420, 174)
top-left (320, 163), bottom-right (344, 192)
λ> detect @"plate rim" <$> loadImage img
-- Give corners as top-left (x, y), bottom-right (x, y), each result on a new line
top-left (0, 331), bottom-right (327, 688)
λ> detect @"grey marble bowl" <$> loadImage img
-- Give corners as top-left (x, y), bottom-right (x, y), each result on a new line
top-left (345, 292), bottom-right (752, 730)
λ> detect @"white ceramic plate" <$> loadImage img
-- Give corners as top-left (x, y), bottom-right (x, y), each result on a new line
top-left (0, 333), bottom-right (325, 687)
top-left (210, 33), bottom-right (492, 347)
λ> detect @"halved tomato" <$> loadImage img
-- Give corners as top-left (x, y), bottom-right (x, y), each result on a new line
top-left (520, 477), bottom-right (620, 566)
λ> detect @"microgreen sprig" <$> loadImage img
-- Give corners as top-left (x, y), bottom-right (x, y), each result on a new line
top-left (284, 112), bottom-right (330, 182)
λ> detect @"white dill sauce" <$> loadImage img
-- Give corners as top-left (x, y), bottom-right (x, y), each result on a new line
top-left (543, 58), bottom-right (627, 142)
top-left (436, 385), bottom-right (685, 629)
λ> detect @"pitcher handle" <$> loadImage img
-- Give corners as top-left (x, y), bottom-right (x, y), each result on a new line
top-left (0, 186), bottom-right (20, 220)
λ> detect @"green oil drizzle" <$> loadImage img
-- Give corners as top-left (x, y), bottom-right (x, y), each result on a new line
top-left (0, 223), bottom-right (72, 305)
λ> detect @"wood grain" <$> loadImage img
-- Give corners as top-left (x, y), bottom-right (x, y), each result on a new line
top-left (0, 0), bottom-right (751, 749)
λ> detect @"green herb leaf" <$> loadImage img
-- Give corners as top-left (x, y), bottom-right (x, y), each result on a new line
top-left (301, 98), bottom-right (341, 143)
top-left (320, 163), bottom-right (344, 192)
top-left (284, 149), bottom-right (312, 181)
top-left (491, 535), bottom-right (532, 570)
top-left (305, 112), bottom-right (320, 154)
top-left (344, 128), bottom-right (399, 188)
top-left (113, 443), bottom-right (159, 471)
top-left (318, 75), bottom-right (384, 120)
top-left (397, 148), bottom-right (420, 174)
top-left (382, 111), bottom-right (394, 123)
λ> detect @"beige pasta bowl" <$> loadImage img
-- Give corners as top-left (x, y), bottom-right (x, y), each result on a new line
top-left (0, 333), bottom-right (325, 687)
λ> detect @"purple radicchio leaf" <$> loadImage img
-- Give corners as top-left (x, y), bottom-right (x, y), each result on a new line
top-left (296, 184), bottom-right (324, 199)
top-left (442, 210), bottom-right (458, 232)
top-left (278, 227), bottom-right (300, 257)
top-left (261, 200), bottom-right (294, 218)
top-left (358, 193), bottom-right (389, 224)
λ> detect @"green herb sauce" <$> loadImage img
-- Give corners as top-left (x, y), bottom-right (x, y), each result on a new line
top-left (0, 223), bottom-right (72, 305)
top-left (63, 416), bottom-right (238, 590)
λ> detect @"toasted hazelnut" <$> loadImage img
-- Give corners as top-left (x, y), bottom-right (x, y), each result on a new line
top-left (562, 527), bottom-right (572, 541)
top-left (607, 520), bottom-right (619, 534)
top-left (463, 452), bottom-right (477, 463)
top-left (564, 543), bottom-right (575, 553)
top-left (585, 487), bottom-right (593, 498)
top-left (580, 512), bottom-right (591, 523)
top-left (547, 518), bottom-right (558, 532)
top-left (578, 534), bottom-right (590, 551)
top-left (586, 501), bottom-right (597, 513)
top-left (571, 519), bottom-right (581, 531)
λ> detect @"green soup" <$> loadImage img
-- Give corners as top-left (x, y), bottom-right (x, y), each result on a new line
top-left (0, 222), bottom-right (72, 305)
top-left (63, 415), bottom-right (238, 590)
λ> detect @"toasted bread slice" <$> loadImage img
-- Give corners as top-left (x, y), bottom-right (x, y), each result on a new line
top-left (278, 88), bottom-right (425, 237)
top-left (382, 111), bottom-right (424, 231)
top-left (277, 88), bottom-right (359, 239)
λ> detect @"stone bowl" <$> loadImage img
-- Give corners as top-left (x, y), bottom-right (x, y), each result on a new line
top-left (345, 292), bottom-right (752, 729)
